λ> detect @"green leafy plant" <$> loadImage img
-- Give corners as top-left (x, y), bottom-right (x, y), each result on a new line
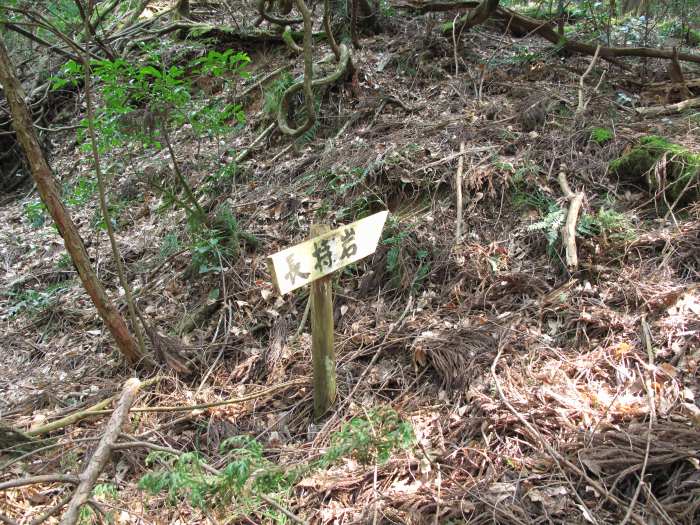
top-left (140, 451), bottom-right (214, 509)
top-left (188, 205), bottom-right (258, 276)
top-left (23, 199), bottom-right (47, 228)
top-left (610, 135), bottom-right (700, 204)
top-left (320, 407), bottom-right (415, 466)
top-left (55, 253), bottom-right (72, 269)
top-left (578, 207), bottom-right (636, 241)
top-left (590, 127), bottom-right (614, 144)
top-left (140, 438), bottom-right (295, 521)
top-left (64, 176), bottom-right (98, 207)
top-left (139, 408), bottom-right (414, 519)
top-left (3, 281), bottom-right (74, 319)
top-left (159, 232), bottom-right (182, 259)
top-left (382, 223), bottom-right (432, 293)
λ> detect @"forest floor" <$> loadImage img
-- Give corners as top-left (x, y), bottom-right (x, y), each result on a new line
top-left (1, 1), bottom-right (700, 524)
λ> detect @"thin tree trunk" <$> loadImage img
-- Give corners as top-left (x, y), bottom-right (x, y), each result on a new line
top-left (0, 36), bottom-right (146, 366)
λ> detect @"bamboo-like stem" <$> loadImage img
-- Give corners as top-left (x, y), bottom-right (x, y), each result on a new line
top-left (82, 14), bottom-right (147, 356)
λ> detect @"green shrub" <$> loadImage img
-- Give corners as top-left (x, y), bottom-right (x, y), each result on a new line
top-left (139, 408), bottom-right (414, 518)
top-left (320, 407), bottom-right (415, 466)
top-left (23, 199), bottom-right (47, 228)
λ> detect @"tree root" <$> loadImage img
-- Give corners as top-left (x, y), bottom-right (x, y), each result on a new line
top-left (278, 0), bottom-right (316, 138)
top-left (277, 44), bottom-right (351, 137)
top-left (255, 0), bottom-right (303, 27)
top-left (282, 25), bottom-right (303, 53)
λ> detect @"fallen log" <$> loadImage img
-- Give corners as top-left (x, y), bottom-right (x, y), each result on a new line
top-left (635, 96), bottom-right (700, 116)
top-left (400, 1), bottom-right (700, 65)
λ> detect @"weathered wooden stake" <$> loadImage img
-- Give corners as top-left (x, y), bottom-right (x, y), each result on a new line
top-left (267, 212), bottom-right (388, 422)
top-left (309, 224), bottom-right (336, 420)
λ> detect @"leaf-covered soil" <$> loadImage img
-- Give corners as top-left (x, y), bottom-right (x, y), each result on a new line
top-left (1, 1), bottom-right (700, 523)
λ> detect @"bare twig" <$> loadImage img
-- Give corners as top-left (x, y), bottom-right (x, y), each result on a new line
top-left (235, 123), bottom-right (275, 163)
top-left (26, 377), bottom-right (161, 437)
top-left (88, 378), bottom-right (309, 414)
top-left (83, 16), bottom-right (147, 356)
top-left (577, 44), bottom-right (601, 115)
top-left (415, 145), bottom-right (497, 173)
top-left (260, 494), bottom-right (308, 525)
top-left (314, 296), bottom-right (413, 445)
top-left (620, 405), bottom-right (653, 525)
top-left (455, 142), bottom-right (465, 242)
top-left (0, 475), bottom-right (79, 492)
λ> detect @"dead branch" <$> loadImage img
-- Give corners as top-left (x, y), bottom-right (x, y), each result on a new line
top-left (635, 96), bottom-right (700, 116)
top-left (88, 377), bottom-right (309, 415)
top-left (60, 378), bottom-right (142, 525)
top-left (558, 167), bottom-right (584, 269)
top-left (26, 377), bottom-right (161, 437)
top-left (0, 475), bottom-right (79, 492)
top-left (576, 44), bottom-right (601, 115)
top-left (235, 123), bottom-right (276, 163)
top-left (396, 0), bottom-right (479, 13)
top-left (0, 421), bottom-right (36, 450)
top-left (401, 2), bottom-right (700, 64)
top-left (496, 6), bottom-right (700, 64)
top-left (26, 398), bottom-right (114, 437)
top-left (27, 493), bottom-right (73, 525)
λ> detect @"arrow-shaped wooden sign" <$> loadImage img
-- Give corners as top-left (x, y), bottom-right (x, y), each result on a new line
top-left (268, 210), bottom-right (389, 295)
top-left (266, 210), bottom-right (389, 420)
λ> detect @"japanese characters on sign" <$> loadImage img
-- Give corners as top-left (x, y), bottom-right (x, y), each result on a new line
top-left (267, 211), bottom-right (389, 294)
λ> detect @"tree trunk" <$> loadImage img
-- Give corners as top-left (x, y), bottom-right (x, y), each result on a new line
top-left (0, 36), bottom-right (146, 366)
top-left (175, 0), bottom-right (190, 18)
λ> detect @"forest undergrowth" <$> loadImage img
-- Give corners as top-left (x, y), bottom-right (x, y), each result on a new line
top-left (1, 0), bottom-right (699, 523)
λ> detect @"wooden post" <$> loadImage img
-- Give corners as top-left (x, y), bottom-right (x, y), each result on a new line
top-left (267, 212), bottom-right (388, 422)
top-left (309, 224), bottom-right (336, 420)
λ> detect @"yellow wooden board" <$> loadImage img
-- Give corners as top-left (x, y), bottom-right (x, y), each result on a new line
top-left (267, 211), bottom-right (389, 294)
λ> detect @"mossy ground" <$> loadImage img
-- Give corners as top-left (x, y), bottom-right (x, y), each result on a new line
top-left (610, 135), bottom-right (700, 205)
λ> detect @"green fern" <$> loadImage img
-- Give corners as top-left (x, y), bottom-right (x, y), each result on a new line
top-left (528, 207), bottom-right (566, 248)
top-left (319, 407), bottom-right (415, 467)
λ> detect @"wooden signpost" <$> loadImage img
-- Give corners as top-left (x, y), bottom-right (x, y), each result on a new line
top-left (268, 211), bottom-right (389, 419)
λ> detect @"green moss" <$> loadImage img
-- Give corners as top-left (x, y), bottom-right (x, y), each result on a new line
top-left (609, 135), bottom-right (699, 205)
top-left (591, 127), bottom-right (614, 144)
